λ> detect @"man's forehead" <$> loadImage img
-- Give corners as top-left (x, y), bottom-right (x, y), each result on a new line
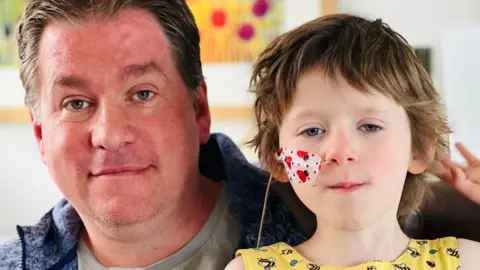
top-left (38, 9), bottom-right (173, 77)
top-left (39, 8), bottom-right (170, 56)
top-left (49, 60), bottom-right (167, 90)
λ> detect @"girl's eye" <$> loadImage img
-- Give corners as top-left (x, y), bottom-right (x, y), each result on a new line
top-left (360, 124), bottom-right (382, 133)
top-left (66, 100), bottom-right (90, 110)
top-left (303, 128), bottom-right (323, 137)
top-left (133, 90), bottom-right (155, 101)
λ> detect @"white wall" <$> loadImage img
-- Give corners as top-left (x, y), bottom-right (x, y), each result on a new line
top-left (0, 125), bottom-right (63, 237)
top-left (441, 26), bottom-right (480, 161)
top-left (338, 0), bottom-right (480, 94)
top-left (0, 68), bottom-right (24, 107)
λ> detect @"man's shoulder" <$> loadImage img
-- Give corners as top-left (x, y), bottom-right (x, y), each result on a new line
top-left (0, 200), bottom-right (82, 269)
top-left (0, 236), bottom-right (23, 269)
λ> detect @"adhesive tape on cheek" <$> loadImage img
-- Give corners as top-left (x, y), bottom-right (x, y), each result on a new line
top-left (276, 147), bottom-right (323, 185)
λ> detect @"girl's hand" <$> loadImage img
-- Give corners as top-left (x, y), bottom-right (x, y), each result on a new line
top-left (433, 143), bottom-right (480, 205)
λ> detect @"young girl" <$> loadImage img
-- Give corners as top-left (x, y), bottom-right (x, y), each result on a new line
top-left (226, 14), bottom-right (480, 270)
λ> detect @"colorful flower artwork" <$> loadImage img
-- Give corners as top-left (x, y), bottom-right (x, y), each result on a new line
top-left (187, 0), bottom-right (284, 63)
top-left (0, 0), bottom-right (285, 66)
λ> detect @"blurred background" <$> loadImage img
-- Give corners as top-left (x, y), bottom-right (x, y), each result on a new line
top-left (1, 0), bottom-right (480, 243)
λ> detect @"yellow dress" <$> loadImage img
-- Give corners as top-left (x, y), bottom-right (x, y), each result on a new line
top-left (236, 237), bottom-right (462, 270)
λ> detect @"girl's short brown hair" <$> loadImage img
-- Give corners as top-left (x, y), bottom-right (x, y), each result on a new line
top-left (248, 14), bottom-right (451, 217)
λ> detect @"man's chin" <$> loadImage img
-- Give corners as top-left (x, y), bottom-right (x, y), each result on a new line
top-left (88, 198), bottom-right (160, 227)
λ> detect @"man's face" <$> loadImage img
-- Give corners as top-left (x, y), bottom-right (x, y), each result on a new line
top-left (35, 9), bottom-right (210, 226)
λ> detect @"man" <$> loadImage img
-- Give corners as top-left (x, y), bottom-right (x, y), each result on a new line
top-left (0, 0), bottom-right (305, 269)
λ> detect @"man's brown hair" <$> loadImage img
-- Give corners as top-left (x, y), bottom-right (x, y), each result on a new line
top-left (248, 14), bottom-right (451, 217)
top-left (17, 0), bottom-right (203, 118)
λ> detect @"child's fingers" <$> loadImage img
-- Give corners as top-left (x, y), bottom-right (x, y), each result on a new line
top-left (449, 162), bottom-right (467, 184)
top-left (438, 156), bottom-right (467, 173)
top-left (452, 178), bottom-right (480, 205)
top-left (448, 166), bottom-right (480, 205)
top-left (432, 157), bottom-right (456, 183)
top-left (437, 153), bottom-right (480, 205)
top-left (437, 156), bottom-right (473, 184)
top-left (433, 170), bottom-right (453, 183)
top-left (456, 142), bottom-right (480, 166)
top-left (465, 166), bottom-right (480, 183)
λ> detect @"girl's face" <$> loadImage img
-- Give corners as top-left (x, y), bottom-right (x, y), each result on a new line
top-left (278, 69), bottom-right (428, 231)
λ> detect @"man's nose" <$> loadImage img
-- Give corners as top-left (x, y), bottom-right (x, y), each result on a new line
top-left (322, 132), bottom-right (358, 165)
top-left (91, 105), bottom-right (135, 151)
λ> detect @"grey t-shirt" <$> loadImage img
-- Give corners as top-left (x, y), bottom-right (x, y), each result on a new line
top-left (77, 187), bottom-right (240, 270)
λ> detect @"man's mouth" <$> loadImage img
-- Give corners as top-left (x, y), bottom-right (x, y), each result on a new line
top-left (90, 166), bottom-right (151, 177)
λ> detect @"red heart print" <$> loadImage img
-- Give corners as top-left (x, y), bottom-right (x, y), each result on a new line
top-left (297, 170), bottom-right (308, 182)
top-left (297, 150), bottom-right (309, 160)
top-left (285, 156), bottom-right (292, 169)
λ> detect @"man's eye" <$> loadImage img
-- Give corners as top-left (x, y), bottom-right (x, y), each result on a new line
top-left (360, 124), bottom-right (382, 132)
top-left (66, 100), bottom-right (90, 110)
top-left (133, 90), bottom-right (155, 101)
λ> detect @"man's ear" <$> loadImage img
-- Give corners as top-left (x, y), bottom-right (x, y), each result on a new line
top-left (31, 112), bottom-right (46, 165)
top-left (194, 81), bottom-right (211, 145)
top-left (408, 142), bottom-right (436, 174)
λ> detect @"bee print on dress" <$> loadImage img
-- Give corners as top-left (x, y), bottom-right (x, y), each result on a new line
top-left (257, 257), bottom-right (276, 270)
top-left (289, 259), bottom-right (304, 267)
top-left (446, 248), bottom-right (459, 258)
top-left (280, 249), bottom-right (293, 255)
top-left (366, 266), bottom-right (377, 270)
top-left (426, 261), bottom-right (436, 267)
top-left (416, 240), bottom-right (428, 245)
top-left (406, 247), bottom-right (420, 258)
top-left (306, 263), bottom-right (321, 269)
top-left (393, 263), bottom-right (411, 270)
